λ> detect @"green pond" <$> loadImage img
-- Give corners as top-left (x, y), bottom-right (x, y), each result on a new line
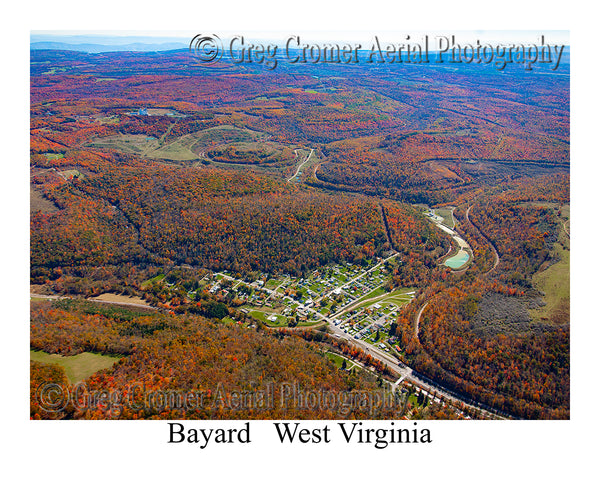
top-left (444, 250), bottom-right (470, 269)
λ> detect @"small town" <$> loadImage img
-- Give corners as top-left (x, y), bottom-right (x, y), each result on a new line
top-left (201, 252), bottom-right (414, 351)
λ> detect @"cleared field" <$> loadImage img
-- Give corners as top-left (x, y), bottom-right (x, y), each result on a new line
top-left (265, 278), bottom-right (282, 289)
top-left (89, 293), bottom-right (151, 307)
top-left (297, 319), bottom-right (322, 327)
top-left (30, 186), bottom-right (59, 214)
top-left (325, 351), bottom-right (346, 368)
top-left (30, 350), bottom-right (121, 384)
top-left (529, 229), bottom-right (570, 324)
top-left (349, 287), bottom-right (414, 311)
top-left (324, 351), bottom-right (360, 371)
top-left (434, 208), bottom-right (455, 229)
top-left (362, 287), bottom-right (387, 300)
top-left (88, 125), bottom-right (273, 162)
top-left (149, 133), bottom-right (202, 161)
top-left (87, 134), bottom-right (160, 155)
top-left (59, 169), bottom-right (83, 179)
top-left (146, 108), bottom-right (179, 115)
top-left (30, 296), bottom-right (50, 303)
top-left (43, 153), bottom-right (65, 160)
top-left (560, 204), bottom-right (570, 236)
top-left (141, 273), bottom-right (165, 288)
top-left (188, 125), bottom-right (266, 151)
top-left (249, 309), bottom-right (288, 327)
top-left (86, 125), bottom-right (298, 170)
top-left (206, 141), bottom-right (296, 166)
top-left (364, 295), bottom-right (411, 310)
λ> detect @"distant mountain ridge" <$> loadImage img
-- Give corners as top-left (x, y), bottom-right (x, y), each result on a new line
top-left (31, 41), bottom-right (189, 53)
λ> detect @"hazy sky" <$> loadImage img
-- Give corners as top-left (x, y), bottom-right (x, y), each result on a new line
top-left (31, 30), bottom-right (570, 47)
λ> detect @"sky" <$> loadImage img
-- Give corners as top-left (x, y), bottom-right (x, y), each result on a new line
top-left (31, 30), bottom-right (570, 48)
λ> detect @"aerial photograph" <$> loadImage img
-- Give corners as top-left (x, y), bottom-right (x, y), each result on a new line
top-left (29, 29), bottom-right (570, 423)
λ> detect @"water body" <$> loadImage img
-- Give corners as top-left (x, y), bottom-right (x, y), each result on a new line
top-left (444, 250), bottom-right (470, 269)
top-left (422, 207), bottom-right (471, 270)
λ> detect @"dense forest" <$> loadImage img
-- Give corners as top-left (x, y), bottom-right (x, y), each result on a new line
top-left (391, 177), bottom-right (569, 419)
top-left (31, 300), bottom-right (460, 420)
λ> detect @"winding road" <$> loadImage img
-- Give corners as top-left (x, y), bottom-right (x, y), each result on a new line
top-left (465, 204), bottom-right (500, 275)
top-left (414, 300), bottom-right (429, 339)
top-left (287, 148), bottom-right (314, 183)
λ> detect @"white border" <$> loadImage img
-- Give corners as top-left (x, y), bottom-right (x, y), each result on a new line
top-left (7, 0), bottom-right (597, 477)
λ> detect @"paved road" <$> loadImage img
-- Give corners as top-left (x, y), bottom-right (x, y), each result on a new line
top-left (324, 313), bottom-right (503, 418)
top-left (319, 252), bottom-right (399, 305)
top-left (219, 258), bottom-right (504, 418)
top-left (32, 259), bottom-right (503, 418)
top-left (330, 289), bottom-right (405, 322)
top-left (409, 293), bottom-right (506, 418)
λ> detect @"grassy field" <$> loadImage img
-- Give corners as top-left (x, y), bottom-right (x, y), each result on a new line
top-left (30, 350), bottom-right (121, 384)
top-left (88, 126), bottom-right (283, 164)
top-left (141, 273), bottom-right (165, 288)
top-left (150, 133), bottom-right (202, 161)
top-left (297, 319), bottom-right (323, 327)
top-left (220, 316), bottom-right (235, 325)
top-left (434, 208), bottom-right (455, 229)
top-left (155, 125), bottom-right (267, 161)
top-left (350, 288), bottom-right (414, 311)
top-left (43, 153), bottom-right (65, 160)
top-left (86, 134), bottom-right (160, 155)
top-left (325, 351), bottom-right (346, 368)
top-left (324, 351), bottom-right (360, 371)
top-left (529, 211), bottom-right (570, 324)
top-left (249, 309), bottom-right (286, 326)
top-left (30, 296), bottom-right (51, 303)
top-left (265, 278), bottom-right (282, 290)
top-left (206, 141), bottom-right (296, 167)
top-left (362, 287), bottom-right (386, 301)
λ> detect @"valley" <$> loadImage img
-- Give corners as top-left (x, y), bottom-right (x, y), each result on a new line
top-left (29, 45), bottom-right (570, 420)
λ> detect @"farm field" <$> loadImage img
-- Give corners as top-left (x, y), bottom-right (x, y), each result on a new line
top-left (89, 293), bottom-right (152, 307)
top-left (30, 350), bottom-right (121, 384)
